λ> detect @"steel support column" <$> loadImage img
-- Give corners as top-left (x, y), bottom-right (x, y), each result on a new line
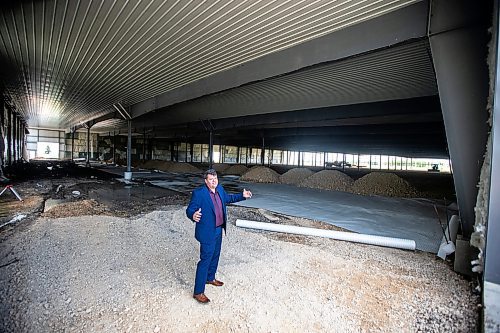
top-left (17, 118), bottom-right (22, 161)
top-left (141, 129), bottom-right (146, 163)
top-left (86, 127), bottom-right (91, 167)
top-left (6, 106), bottom-right (11, 165)
top-left (71, 129), bottom-right (75, 161)
top-left (429, 0), bottom-right (489, 236)
top-left (12, 113), bottom-right (16, 162)
top-left (112, 131), bottom-right (116, 164)
top-left (208, 130), bottom-right (213, 169)
top-left (0, 98), bottom-right (4, 167)
top-left (190, 142), bottom-right (194, 163)
top-left (127, 120), bottom-right (132, 173)
top-left (261, 137), bottom-right (265, 165)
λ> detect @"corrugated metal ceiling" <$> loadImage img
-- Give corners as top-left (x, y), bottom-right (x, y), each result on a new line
top-left (158, 39), bottom-right (436, 125)
top-left (0, 0), bottom-right (422, 129)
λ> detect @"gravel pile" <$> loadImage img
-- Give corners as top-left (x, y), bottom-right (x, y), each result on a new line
top-left (351, 172), bottom-right (420, 198)
top-left (298, 170), bottom-right (354, 192)
top-left (240, 166), bottom-right (280, 183)
top-left (223, 165), bottom-right (248, 176)
top-left (138, 163), bottom-right (428, 198)
top-left (0, 206), bottom-right (479, 332)
top-left (279, 168), bottom-right (314, 185)
top-left (238, 167), bottom-right (424, 199)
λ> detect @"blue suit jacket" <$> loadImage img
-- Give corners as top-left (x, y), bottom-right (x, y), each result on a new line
top-left (186, 184), bottom-right (245, 243)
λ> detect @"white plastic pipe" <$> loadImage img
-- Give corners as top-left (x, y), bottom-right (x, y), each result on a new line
top-left (236, 219), bottom-right (416, 251)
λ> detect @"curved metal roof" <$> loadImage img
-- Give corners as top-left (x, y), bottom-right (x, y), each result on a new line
top-left (0, 0), bottom-right (422, 128)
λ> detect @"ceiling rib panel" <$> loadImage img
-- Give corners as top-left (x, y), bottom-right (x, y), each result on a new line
top-left (0, 0), bottom-right (422, 129)
top-left (150, 40), bottom-right (437, 125)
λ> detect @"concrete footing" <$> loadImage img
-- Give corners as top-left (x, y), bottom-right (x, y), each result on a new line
top-left (454, 236), bottom-right (479, 277)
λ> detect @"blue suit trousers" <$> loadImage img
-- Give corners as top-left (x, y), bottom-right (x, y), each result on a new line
top-left (194, 226), bottom-right (222, 294)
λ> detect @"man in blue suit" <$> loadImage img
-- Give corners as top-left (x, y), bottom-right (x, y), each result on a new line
top-left (186, 168), bottom-right (253, 303)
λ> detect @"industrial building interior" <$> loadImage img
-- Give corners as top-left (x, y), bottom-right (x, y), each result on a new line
top-left (0, 0), bottom-right (499, 332)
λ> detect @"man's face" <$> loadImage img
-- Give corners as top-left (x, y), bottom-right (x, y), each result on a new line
top-left (205, 174), bottom-right (218, 191)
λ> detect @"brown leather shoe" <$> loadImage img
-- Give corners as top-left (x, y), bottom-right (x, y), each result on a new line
top-left (206, 279), bottom-right (224, 287)
top-left (193, 293), bottom-right (210, 303)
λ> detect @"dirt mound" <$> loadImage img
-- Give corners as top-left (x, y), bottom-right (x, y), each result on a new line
top-left (166, 162), bottom-right (201, 173)
top-left (298, 170), bottom-right (353, 192)
top-left (212, 163), bottom-right (230, 173)
top-left (351, 172), bottom-right (420, 198)
top-left (41, 199), bottom-right (111, 218)
top-left (240, 166), bottom-right (280, 183)
top-left (224, 164), bottom-right (249, 176)
top-left (139, 160), bottom-right (174, 172)
top-left (280, 168), bottom-right (314, 185)
top-left (138, 160), bottom-right (200, 173)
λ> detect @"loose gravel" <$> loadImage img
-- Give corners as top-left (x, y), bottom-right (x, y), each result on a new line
top-left (0, 169), bottom-right (472, 332)
top-left (0, 201), bottom-right (479, 333)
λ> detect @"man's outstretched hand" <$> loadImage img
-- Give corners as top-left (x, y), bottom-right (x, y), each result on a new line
top-left (193, 208), bottom-right (202, 222)
top-left (243, 188), bottom-right (252, 199)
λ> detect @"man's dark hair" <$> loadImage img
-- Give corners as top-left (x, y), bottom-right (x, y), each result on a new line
top-left (203, 169), bottom-right (217, 179)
